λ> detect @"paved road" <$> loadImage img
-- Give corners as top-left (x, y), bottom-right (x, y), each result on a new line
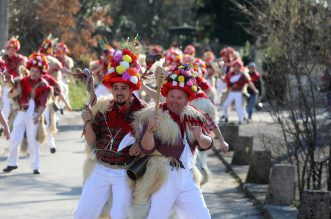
top-left (0, 112), bottom-right (264, 219)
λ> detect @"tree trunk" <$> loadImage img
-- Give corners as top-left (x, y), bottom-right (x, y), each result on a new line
top-left (328, 140), bottom-right (331, 191)
top-left (0, 0), bottom-right (9, 51)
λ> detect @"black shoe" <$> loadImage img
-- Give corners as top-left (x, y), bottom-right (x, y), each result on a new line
top-left (0, 128), bottom-right (3, 137)
top-left (3, 166), bottom-right (18, 172)
top-left (50, 147), bottom-right (56, 154)
top-left (33, 169), bottom-right (40, 174)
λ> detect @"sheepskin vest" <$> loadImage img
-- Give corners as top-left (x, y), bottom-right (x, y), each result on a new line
top-left (129, 104), bottom-right (205, 218)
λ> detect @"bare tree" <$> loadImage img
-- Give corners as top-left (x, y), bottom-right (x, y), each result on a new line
top-left (233, 0), bottom-right (331, 201)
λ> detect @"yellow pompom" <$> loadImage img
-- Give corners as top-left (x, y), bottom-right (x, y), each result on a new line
top-left (192, 85), bottom-right (197, 92)
top-left (178, 65), bottom-right (184, 69)
top-left (116, 65), bottom-right (126, 74)
top-left (178, 75), bottom-right (185, 82)
top-left (122, 55), bottom-right (132, 63)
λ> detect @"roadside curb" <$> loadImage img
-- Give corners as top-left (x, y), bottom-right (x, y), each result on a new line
top-left (212, 147), bottom-right (298, 219)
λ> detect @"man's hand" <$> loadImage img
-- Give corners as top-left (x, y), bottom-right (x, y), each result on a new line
top-left (3, 126), bottom-right (10, 140)
top-left (81, 107), bottom-right (93, 123)
top-left (191, 126), bottom-right (203, 141)
top-left (129, 143), bottom-right (141, 156)
top-left (147, 114), bottom-right (159, 133)
top-left (33, 114), bottom-right (41, 124)
top-left (65, 103), bottom-right (73, 111)
top-left (219, 141), bottom-right (229, 153)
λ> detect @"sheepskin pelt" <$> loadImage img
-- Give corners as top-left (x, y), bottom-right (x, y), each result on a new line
top-left (190, 97), bottom-right (219, 123)
top-left (132, 104), bottom-right (206, 146)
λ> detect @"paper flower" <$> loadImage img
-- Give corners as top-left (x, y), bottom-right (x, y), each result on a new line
top-left (120, 61), bottom-right (130, 69)
top-left (122, 55), bottom-right (132, 63)
top-left (130, 76), bottom-right (138, 84)
top-left (128, 67), bottom-right (137, 76)
top-left (107, 67), bottom-right (115, 74)
top-left (114, 51), bottom-right (123, 62)
top-left (178, 75), bottom-right (185, 82)
top-left (122, 71), bottom-right (130, 80)
top-left (187, 79), bottom-right (194, 86)
top-left (116, 65), bottom-right (126, 74)
top-left (170, 74), bottom-right (177, 80)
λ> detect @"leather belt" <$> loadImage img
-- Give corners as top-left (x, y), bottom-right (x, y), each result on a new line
top-left (170, 160), bottom-right (185, 169)
top-left (19, 106), bottom-right (29, 111)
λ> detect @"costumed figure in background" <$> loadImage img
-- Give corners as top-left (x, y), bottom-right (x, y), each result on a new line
top-left (222, 60), bottom-right (258, 124)
top-left (54, 41), bottom-right (74, 109)
top-left (39, 36), bottom-right (72, 153)
top-left (3, 52), bottom-right (51, 174)
top-left (2, 37), bottom-right (27, 126)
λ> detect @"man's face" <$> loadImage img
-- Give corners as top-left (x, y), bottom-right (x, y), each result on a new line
top-left (6, 47), bottom-right (16, 57)
top-left (248, 66), bottom-right (255, 73)
top-left (29, 67), bottom-right (41, 80)
top-left (233, 64), bottom-right (241, 72)
top-left (112, 82), bottom-right (131, 106)
top-left (166, 89), bottom-right (189, 114)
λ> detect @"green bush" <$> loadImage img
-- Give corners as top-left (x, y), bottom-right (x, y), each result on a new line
top-left (68, 80), bottom-right (88, 111)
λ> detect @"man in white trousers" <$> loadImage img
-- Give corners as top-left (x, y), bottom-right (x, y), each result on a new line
top-left (222, 60), bottom-right (258, 124)
top-left (3, 52), bottom-right (51, 174)
top-left (132, 64), bottom-right (213, 219)
top-left (74, 47), bottom-right (145, 219)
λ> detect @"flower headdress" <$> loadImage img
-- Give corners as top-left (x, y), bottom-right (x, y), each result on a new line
top-left (191, 58), bottom-right (212, 92)
top-left (161, 63), bottom-right (199, 100)
top-left (203, 50), bottom-right (215, 63)
top-left (192, 58), bottom-right (207, 76)
top-left (163, 47), bottom-right (183, 67)
top-left (39, 35), bottom-right (58, 55)
top-left (6, 36), bottom-right (20, 51)
top-left (26, 52), bottom-right (49, 74)
top-left (184, 45), bottom-right (196, 56)
top-left (55, 42), bottom-right (70, 55)
top-left (102, 37), bottom-right (141, 91)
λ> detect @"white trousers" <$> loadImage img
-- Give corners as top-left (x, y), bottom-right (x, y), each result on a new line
top-left (216, 79), bottom-right (226, 105)
top-left (7, 111), bottom-right (40, 170)
top-left (74, 163), bottom-right (132, 219)
top-left (147, 168), bottom-right (211, 219)
top-left (44, 106), bottom-right (55, 149)
top-left (2, 86), bottom-right (11, 120)
top-left (222, 91), bottom-right (244, 122)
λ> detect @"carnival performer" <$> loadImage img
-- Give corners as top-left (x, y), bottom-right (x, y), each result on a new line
top-left (131, 64), bottom-right (213, 219)
top-left (246, 62), bottom-right (262, 122)
top-left (190, 61), bottom-right (229, 184)
top-left (39, 37), bottom-right (72, 153)
top-left (1, 37), bottom-right (27, 123)
top-left (184, 44), bottom-right (196, 57)
top-left (43, 72), bottom-right (72, 153)
top-left (74, 46), bottom-right (146, 219)
top-left (3, 52), bottom-right (51, 174)
top-left (54, 41), bottom-right (74, 108)
top-left (163, 46), bottom-right (184, 67)
top-left (222, 60), bottom-right (259, 124)
top-left (38, 36), bottom-right (63, 81)
top-left (193, 58), bottom-right (217, 102)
